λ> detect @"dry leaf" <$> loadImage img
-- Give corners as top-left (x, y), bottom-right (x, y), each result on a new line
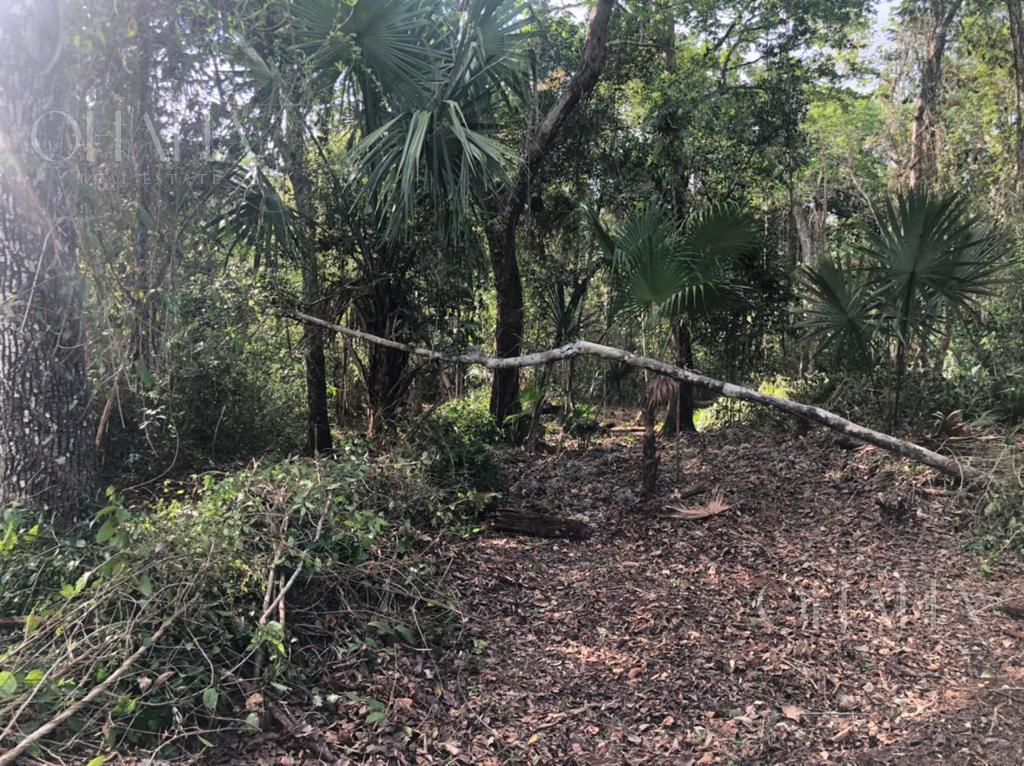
top-left (781, 704), bottom-right (803, 722)
top-left (245, 692), bottom-right (265, 711)
top-left (665, 488), bottom-right (731, 520)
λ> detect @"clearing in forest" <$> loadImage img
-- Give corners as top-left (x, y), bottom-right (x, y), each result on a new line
top-left (247, 427), bottom-right (1024, 765)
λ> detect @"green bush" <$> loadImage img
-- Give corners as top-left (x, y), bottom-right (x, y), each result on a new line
top-left (409, 391), bottom-right (502, 493)
top-left (96, 269), bottom-right (304, 478)
top-left (559, 403), bottom-right (599, 448)
top-left (695, 375), bottom-right (812, 431)
top-left (0, 442), bottom-right (462, 760)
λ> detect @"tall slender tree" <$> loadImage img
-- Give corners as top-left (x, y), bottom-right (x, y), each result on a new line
top-left (485, 0), bottom-right (615, 434)
top-left (906, 0), bottom-right (963, 192)
top-left (1008, 0), bottom-right (1024, 188)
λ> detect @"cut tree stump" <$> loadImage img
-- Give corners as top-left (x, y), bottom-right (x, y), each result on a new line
top-left (488, 511), bottom-right (592, 540)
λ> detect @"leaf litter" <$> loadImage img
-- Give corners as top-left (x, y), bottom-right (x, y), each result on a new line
top-left (234, 424), bottom-right (1024, 765)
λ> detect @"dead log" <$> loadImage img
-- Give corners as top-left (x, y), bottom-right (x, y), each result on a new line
top-left (286, 311), bottom-right (982, 482)
top-left (488, 511), bottom-right (592, 540)
top-left (675, 483), bottom-right (711, 500)
top-left (998, 598), bottom-right (1024, 620)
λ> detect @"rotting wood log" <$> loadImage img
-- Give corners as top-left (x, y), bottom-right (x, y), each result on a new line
top-left (674, 483), bottom-right (711, 500)
top-left (489, 511), bottom-right (593, 540)
top-left (286, 311), bottom-right (982, 482)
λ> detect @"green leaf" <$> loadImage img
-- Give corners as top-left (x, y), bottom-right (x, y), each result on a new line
top-left (135, 358), bottom-right (155, 390)
top-left (0, 671), bottom-right (17, 697)
top-left (394, 623), bottom-right (416, 645)
top-left (95, 520), bottom-right (117, 544)
top-left (365, 709), bottom-right (387, 725)
top-left (202, 686), bottom-right (219, 712)
top-left (86, 756), bottom-right (107, 766)
top-left (136, 575), bottom-right (153, 599)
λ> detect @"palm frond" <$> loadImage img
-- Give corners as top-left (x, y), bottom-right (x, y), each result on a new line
top-left (291, 0), bottom-right (437, 107)
top-left (683, 204), bottom-right (758, 260)
top-left (582, 203), bottom-right (616, 261)
top-left (207, 163), bottom-right (298, 270)
top-left (612, 203), bottom-right (690, 322)
top-left (340, 0), bottom-right (530, 241)
top-left (798, 258), bottom-right (876, 359)
top-left (603, 201), bottom-right (752, 325)
top-left (863, 190), bottom-right (1010, 346)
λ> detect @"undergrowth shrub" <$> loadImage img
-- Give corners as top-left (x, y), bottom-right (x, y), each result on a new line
top-left (962, 432), bottom-right (1024, 572)
top-left (696, 375), bottom-right (828, 431)
top-left (559, 403), bottom-right (599, 449)
top-left (409, 391), bottom-right (502, 493)
top-left (96, 270), bottom-right (304, 479)
top-left (0, 440), bottom-right (464, 762)
top-left (695, 367), bottom-right (1021, 434)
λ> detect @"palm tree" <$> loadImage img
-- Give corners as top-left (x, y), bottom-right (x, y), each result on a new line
top-left (800, 190), bottom-right (1010, 424)
top-left (591, 201), bottom-right (757, 433)
top-left (215, 0), bottom-right (530, 437)
top-left (799, 257), bottom-right (877, 364)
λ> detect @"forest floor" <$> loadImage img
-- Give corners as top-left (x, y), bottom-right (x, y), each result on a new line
top-left (245, 424), bottom-right (1024, 765)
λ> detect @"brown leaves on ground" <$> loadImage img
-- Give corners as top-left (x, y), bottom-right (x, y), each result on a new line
top-left (665, 487), bottom-right (731, 520)
top-left (239, 426), bottom-right (1024, 765)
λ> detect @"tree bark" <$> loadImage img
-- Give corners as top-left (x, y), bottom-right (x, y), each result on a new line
top-left (486, 223), bottom-right (525, 433)
top-left (288, 311), bottom-right (983, 482)
top-left (0, 0), bottom-right (96, 516)
top-left (663, 322), bottom-right (696, 436)
top-left (908, 0), bottom-right (963, 193)
top-left (1008, 0), bottom-right (1024, 188)
top-left (363, 286), bottom-right (411, 438)
top-left (285, 116), bottom-right (332, 455)
top-left (486, 0), bottom-right (614, 433)
top-left (489, 511), bottom-right (592, 540)
top-left (300, 255), bottom-right (332, 453)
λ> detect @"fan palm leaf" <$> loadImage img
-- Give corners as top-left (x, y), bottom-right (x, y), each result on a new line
top-left (340, 0), bottom-right (530, 239)
top-left (798, 258), bottom-right (876, 360)
top-left (599, 201), bottom-right (755, 325)
top-left (208, 163), bottom-right (299, 271)
top-left (863, 190), bottom-right (1009, 350)
top-left (291, 0), bottom-right (436, 107)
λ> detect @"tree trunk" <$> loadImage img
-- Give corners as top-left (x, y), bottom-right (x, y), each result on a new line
top-left (300, 255), bottom-right (332, 453)
top-left (358, 272), bottom-right (412, 438)
top-left (487, 223), bottom-right (525, 434)
top-left (486, 0), bottom-right (614, 434)
top-left (289, 310), bottom-right (984, 481)
top-left (1008, 0), bottom-right (1024, 188)
top-left (0, 0), bottom-right (96, 517)
top-left (908, 1), bottom-right (963, 193)
top-left (285, 116), bottom-right (332, 455)
top-left (932, 313), bottom-right (955, 375)
top-left (662, 322), bottom-right (696, 436)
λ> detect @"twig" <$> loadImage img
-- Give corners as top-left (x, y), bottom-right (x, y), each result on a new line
top-left (0, 602), bottom-right (189, 766)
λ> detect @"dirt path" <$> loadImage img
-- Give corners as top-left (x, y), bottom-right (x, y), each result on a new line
top-left (258, 428), bottom-right (1024, 764)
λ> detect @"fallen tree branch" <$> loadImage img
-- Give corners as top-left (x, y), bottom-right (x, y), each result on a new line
top-left (0, 602), bottom-right (189, 766)
top-left (489, 511), bottom-right (593, 540)
top-left (286, 311), bottom-right (981, 482)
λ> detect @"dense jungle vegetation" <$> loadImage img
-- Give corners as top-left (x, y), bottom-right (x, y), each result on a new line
top-left (2, 0), bottom-right (1024, 762)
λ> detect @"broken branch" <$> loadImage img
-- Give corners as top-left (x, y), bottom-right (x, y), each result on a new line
top-left (285, 310), bottom-right (982, 482)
